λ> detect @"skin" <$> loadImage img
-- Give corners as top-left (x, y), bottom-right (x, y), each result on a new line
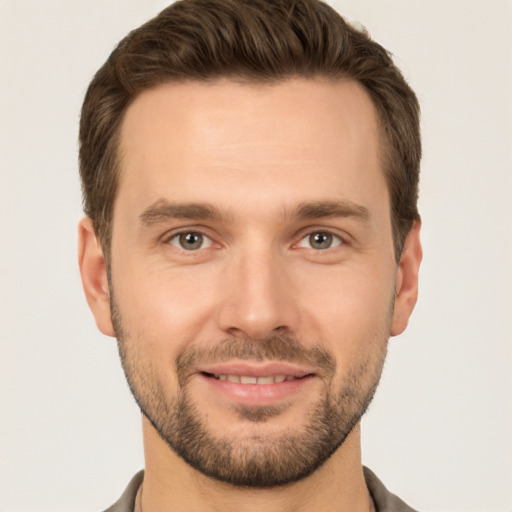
top-left (79, 78), bottom-right (422, 512)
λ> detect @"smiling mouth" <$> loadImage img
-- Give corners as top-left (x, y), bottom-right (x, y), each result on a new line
top-left (201, 372), bottom-right (312, 384)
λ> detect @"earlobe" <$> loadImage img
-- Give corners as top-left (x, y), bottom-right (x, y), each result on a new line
top-left (390, 220), bottom-right (422, 337)
top-left (78, 217), bottom-right (115, 337)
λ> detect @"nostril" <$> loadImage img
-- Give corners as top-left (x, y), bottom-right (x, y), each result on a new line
top-left (216, 288), bottom-right (299, 339)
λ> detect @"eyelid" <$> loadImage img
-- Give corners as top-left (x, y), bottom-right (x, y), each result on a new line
top-left (294, 224), bottom-right (352, 244)
top-left (161, 226), bottom-right (217, 250)
top-left (159, 225), bottom-right (349, 252)
top-left (297, 232), bottom-right (342, 249)
top-left (171, 232), bottom-right (212, 250)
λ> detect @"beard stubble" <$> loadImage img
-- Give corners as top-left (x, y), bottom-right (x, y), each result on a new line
top-left (111, 297), bottom-right (389, 488)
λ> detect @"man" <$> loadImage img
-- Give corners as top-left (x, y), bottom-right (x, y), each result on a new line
top-left (78, 0), bottom-right (422, 510)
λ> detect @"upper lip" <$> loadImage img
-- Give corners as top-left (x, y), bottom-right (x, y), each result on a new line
top-left (197, 361), bottom-right (316, 378)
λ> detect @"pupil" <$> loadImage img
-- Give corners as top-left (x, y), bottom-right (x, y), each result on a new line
top-left (310, 232), bottom-right (332, 249)
top-left (180, 232), bottom-right (202, 250)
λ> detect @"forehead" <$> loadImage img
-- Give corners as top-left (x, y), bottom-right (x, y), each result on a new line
top-left (116, 78), bottom-right (385, 219)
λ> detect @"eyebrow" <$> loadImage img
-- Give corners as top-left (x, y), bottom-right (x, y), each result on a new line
top-left (139, 199), bottom-right (223, 226)
top-left (293, 200), bottom-right (370, 222)
top-left (138, 198), bottom-right (370, 227)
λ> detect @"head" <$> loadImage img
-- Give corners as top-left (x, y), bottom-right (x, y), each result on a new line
top-left (78, 0), bottom-right (422, 489)
top-left (79, 0), bottom-right (420, 265)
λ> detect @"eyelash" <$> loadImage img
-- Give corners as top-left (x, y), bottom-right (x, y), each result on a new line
top-left (295, 231), bottom-right (344, 251)
top-left (165, 230), bottom-right (215, 251)
top-left (163, 227), bottom-right (346, 253)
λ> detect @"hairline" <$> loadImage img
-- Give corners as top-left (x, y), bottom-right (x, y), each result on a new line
top-left (100, 74), bottom-right (403, 265)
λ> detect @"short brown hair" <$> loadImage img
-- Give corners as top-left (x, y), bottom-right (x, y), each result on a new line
top-left (79, 0), bottom-right (421, 261)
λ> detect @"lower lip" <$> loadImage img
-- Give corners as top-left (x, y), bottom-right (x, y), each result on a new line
top-left (200, 374), bottom-right (315, 406)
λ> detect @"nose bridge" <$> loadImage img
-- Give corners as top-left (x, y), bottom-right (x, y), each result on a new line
top-left (216, 238), bottom-right (297, 338)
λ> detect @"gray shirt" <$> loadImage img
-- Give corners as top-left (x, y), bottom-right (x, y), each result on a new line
top-left (104, 467), bottom-right (418, 512)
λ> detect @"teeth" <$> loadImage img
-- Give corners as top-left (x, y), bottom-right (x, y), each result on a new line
top-left (213, 374), bottom-right (294, 384)
top-left (257, 376), bottom-right (275, 385)
top-left (240, 376), bottom-right (258, 384)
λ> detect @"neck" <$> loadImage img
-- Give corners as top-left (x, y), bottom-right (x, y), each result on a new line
top-left (140, 417), bottom-right (372, 512)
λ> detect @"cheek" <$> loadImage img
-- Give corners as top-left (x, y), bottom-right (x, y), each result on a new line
top-left (297, 264), bottom-right (395, 354)
top-left (112, 261), bottom-right (221, 351)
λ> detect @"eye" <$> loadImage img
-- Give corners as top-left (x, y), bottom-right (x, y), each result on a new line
top-left (297, 231), bottom-right (342, 250)
top-left (168, 231), bottom-right (213, 251)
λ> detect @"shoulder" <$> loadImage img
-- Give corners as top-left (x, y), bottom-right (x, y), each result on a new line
top-left (102, 471), bottom-right (144, 512)
top-left (363, 467), bottom-right (418, 512)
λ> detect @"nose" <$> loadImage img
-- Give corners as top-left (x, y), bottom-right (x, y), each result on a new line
top-left (216, 246), bottom-right (299, 340)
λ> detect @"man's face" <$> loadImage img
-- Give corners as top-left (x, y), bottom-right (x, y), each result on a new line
top-left (81, 78), bottom-right (420, 487)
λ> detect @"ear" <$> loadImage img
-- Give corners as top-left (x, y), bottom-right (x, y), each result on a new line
top-left (390, 220), bottom-right (423, 337)
top-left (78, 217), bottom-right (115, 337)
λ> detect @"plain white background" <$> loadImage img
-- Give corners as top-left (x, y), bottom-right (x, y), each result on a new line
top-left (1, 1), bottom-right (511, 510)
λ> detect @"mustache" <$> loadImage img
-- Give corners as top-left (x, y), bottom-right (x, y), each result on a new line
top-left (176, 334), bottom-right (336, 384)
